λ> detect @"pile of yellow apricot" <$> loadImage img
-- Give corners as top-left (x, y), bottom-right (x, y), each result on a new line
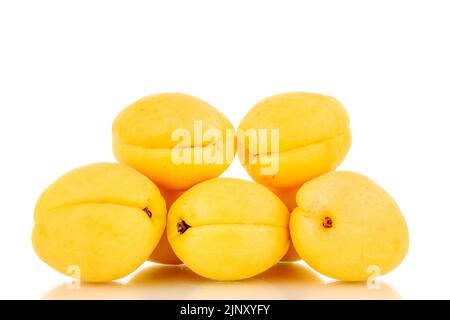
top-left (32, 92), bottom-right (408, 283)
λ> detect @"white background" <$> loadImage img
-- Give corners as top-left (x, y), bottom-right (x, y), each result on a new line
top-left (0, 0), bottom-right (449, 300)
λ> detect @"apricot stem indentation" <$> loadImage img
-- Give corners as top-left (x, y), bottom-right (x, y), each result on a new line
top-left (322, 216), bottom-right (333, 228)
top-left (177, 220), bottom-right (191, 234)
top-left (143, 207), bottom-right (152, 218)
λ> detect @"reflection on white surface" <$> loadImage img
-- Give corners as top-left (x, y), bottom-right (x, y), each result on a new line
top-left (43, 282), bottom-right (128, 300)
top-left (42, 263), bottom-right (401, 300)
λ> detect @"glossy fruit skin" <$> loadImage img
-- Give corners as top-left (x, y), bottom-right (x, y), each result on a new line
top-left (238, 92), bottom-right (351, 188)
top-left (32, 163), bottom-right (166, 282)
top-left (148, 188), bottom-right (184, 265)
top-left (290, 171), bottom-right (409, 281)
top-left (112, 93), bottom-right (235, 190)
top-left (167, 178), bottom-right (290, 280)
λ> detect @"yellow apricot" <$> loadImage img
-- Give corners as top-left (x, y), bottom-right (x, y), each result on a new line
top-left (281, 244), bottom-right (301, 262)
top-left (167, 178), bottom-right (290, 280)
top-left (148, 188), bottom-right (184, 265)
top-left (32, 163), bottom-right (166, 282)
top-left (238, 92), bottom-right (351, 188)
top-left (269, 186), bottom-right (298, 212)
top-left (268, 187), bottom-right (301, 262)
top-left (112, 93), bottom-right (235, 190)
top-left (290, 171), bottom-right (409, 281)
